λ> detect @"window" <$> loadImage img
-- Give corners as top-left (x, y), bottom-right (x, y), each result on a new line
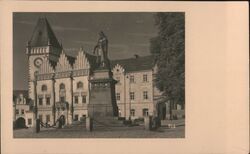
top-left (130, 109), bottom-right (135, 116)
top-left (143, 74), bottom-right (148, 82)
top-left (39, 98), bottom-right (43, 105)
top-left (39, 115), bottom-right (43, 122)
top-left (82, 96), bottom-right (86, 103)
top-left (15, 109), bottom-right (19, 114)
top-left (130, 92), bottom-right (135, 100)
top-left (130, 75), bottom-right (135, 83)
top-left (143, 91), bottom-right (148, 100)
top-left (116, 93), bottom-right (120, 101)
top-left (46, 115), bottom-right (50, 122)
top-left (59, 83), bottom-right (65, 90)
top-left (28, 118), bottom-right (32, 125)
top-left (143, 108), bottom-right (149, 117)
top-left (41, 84), bottom-right (47, 92)
top-left (77, 82), bottom-right (83, 89)
top-left (21, 109), bottom-right (24, 115)
top-left (46, 97), bottom-right (50, 105)
top-left (74, 114), bottom-right (79, 121)
top-left (75, 96), bottom-right (78, 104)
top-left (60, 96), bottom-right (65, 102)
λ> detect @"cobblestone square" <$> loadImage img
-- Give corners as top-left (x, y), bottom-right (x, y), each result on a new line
top-left (14, 120), bottom-right (185, 138)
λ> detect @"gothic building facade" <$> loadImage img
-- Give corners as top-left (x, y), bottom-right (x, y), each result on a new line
top-left (22, 17), bottom-right (166, 127)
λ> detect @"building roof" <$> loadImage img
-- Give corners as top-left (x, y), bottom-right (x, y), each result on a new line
top-left (85, 52), bottom-right (98, 69)
top-left (28, 17), bottom-right (61, 48)
top-left (13, 90), bottom-right (29, 103)
top-left (111, 55), bottom-right (155, 72)
top-left (66, 54), bottom-right (76, 66)
top-left (13, 90), bottom-right (28, 98)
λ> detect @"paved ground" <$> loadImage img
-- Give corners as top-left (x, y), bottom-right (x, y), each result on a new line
top-left (13, 119), bottom-right (185, 138)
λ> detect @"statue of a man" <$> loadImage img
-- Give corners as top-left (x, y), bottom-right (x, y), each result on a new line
top-left (93, 31), bottom-right (108, 67)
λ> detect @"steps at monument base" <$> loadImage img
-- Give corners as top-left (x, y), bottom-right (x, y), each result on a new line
top-left (92, 117), bottom-right (125, 128)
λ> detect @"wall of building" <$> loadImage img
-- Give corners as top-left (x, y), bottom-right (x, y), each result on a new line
top-left (15, 104), bottom-right (30, 120)
top-left (36, 79), bottom-right (54, 124)
top-left (25, 112), bottom-right (34, 127)
top-left (72, 75), bottom-right (89, 120)
top-left (113, 65), bottom-right (154, 120)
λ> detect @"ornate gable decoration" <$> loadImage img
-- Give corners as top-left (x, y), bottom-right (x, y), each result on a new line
top-left (38, 57), bottom-right (54, 74)
top-left (55, 51), bottom-right (72, 72)
top-left (73, 49), bottom-right (90, 70)
top-left (112, 64), bottom-right (125, 74)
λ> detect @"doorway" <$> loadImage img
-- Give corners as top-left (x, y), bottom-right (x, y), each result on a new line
top-left (15, 117), bottom-right (26, 128)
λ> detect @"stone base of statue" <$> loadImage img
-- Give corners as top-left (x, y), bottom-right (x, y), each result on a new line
top-left (88, 68), bottom-right (118, 119)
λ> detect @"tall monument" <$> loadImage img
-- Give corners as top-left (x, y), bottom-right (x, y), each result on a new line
top-left (93, 31), bottom-right (109, 68)
top-left (88, 31), bottom-right (118, 118)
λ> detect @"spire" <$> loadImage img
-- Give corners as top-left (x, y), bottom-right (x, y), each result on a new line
top-left (29, 17), bottom-right (61, 48)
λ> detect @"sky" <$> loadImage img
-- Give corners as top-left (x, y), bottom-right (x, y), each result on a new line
top-left (13, 12), bottom-right (158, 90)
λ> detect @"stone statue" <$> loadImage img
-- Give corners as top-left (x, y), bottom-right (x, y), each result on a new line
top-left (93, 31), bottom-right (108, 67)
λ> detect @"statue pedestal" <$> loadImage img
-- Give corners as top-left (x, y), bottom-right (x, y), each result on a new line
top-left (88, 68), bottom-right (118, 118)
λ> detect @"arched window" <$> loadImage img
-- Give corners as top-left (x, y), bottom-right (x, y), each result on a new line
top-left (77, 82), bottom-right (83, 89)
top-left (41, 84), bottom-right (47, 92)
top-left (59, 83), bottom-right (65, 90)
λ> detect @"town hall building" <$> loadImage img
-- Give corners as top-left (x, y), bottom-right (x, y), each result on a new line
top-left (13, 17), bottom-right (176, 128)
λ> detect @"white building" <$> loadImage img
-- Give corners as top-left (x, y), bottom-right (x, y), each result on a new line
top-left (13, 90), bottom-right (33, 128)
top-left (111, 56), bottom-right (157, 120)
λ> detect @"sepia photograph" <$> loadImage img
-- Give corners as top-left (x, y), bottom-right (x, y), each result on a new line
top-left (12, 12), bottom-right (185, 138)
top-left (1, 1), bottom-right (249, 154)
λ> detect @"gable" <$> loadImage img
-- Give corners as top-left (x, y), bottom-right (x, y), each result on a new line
top-left (73, 49), bottom-right (90, 70)
top-left (55, 51), bottom-right (73, 72)
top-left (38, 57), bottom-right (54, 74)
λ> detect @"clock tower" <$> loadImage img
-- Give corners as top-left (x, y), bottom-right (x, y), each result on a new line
top-left (26, 17), bottom-right (62, 100)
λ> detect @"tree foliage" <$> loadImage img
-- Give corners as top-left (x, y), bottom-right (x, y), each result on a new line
top-left (150, 12), bottom-right (185, 105)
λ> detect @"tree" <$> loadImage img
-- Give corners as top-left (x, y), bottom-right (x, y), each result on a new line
top-left (150, 13), bottom-right (185, 119)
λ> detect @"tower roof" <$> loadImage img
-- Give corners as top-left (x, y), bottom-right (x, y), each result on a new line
top-left (111, 55), bottom-right (155, 72)
top-left (29, 17), bottom-right (61, 48)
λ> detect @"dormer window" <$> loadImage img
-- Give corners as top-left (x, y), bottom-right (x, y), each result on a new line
top-left (41, 84), bottom-right (47, 92)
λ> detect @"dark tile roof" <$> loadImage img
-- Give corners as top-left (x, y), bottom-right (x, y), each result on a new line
top-left (66, 55), bottom-right (76, 66)
top-left (13, 90), bottom-right (28, 98)
top-left (49, 59), bottom-right (57, 68)
top-left (111, 55), bottom-right (155, 72)
top-left (85, 52), bottom-right (98, 69)
top-left (13, 90), bottom-right (29, 103)
top-left (47, 52), bottom-right (76, 69)
top-left (29, 17), bottom-right (61, 48)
